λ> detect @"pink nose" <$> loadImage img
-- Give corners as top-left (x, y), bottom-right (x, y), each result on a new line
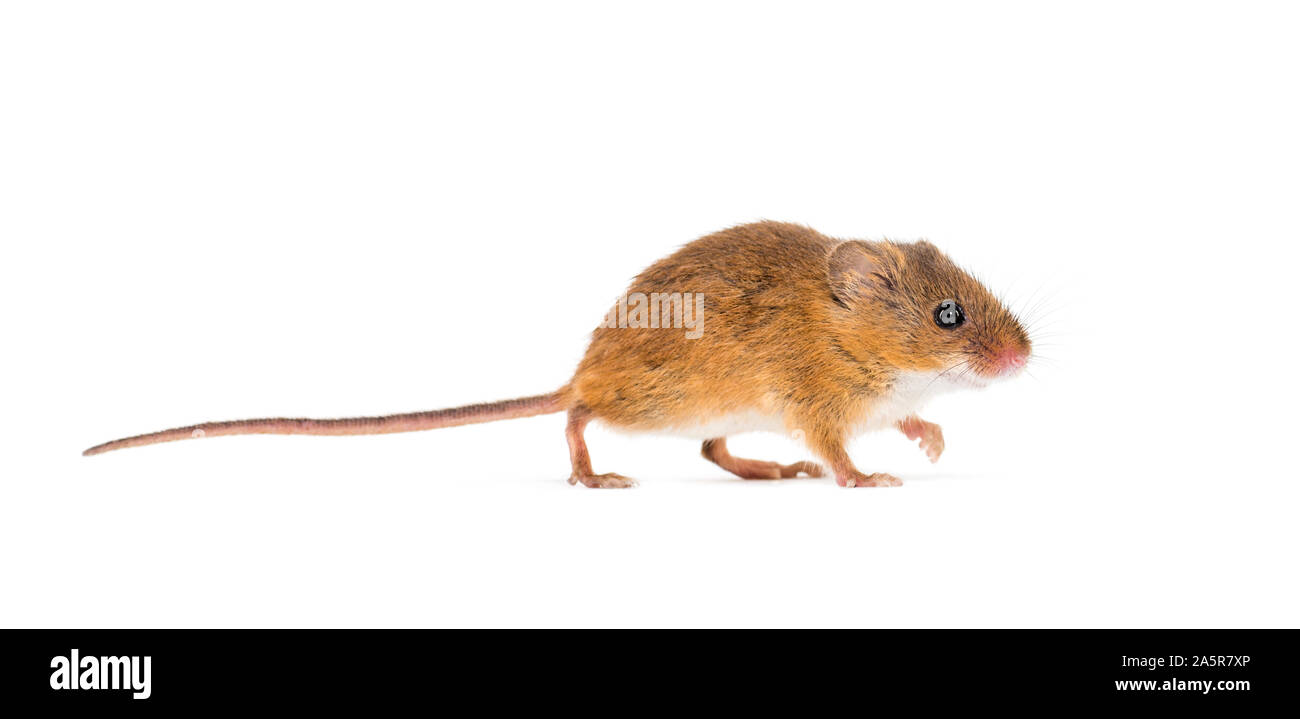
top-left (995, 347), bottom-right (1028, 374)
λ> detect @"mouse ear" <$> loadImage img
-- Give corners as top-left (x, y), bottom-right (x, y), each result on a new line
top-left (828, 241), bottom-right (896, 301)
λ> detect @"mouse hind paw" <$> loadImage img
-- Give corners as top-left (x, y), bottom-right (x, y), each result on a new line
top-left (701, 438), bottom-right (824, 480)
top-left (568, 472), bottom-right (638, 489)
top-left (565, 407), bottom-right (638, 488)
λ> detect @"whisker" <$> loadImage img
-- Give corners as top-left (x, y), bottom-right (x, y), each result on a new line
top-left (923, 358), bottom-right (974, 393)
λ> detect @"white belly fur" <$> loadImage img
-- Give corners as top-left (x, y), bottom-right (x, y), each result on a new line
top-left (620, 370), bottom-right (980, 441)
top-left (648, 408), bottom-right (791, 440)
top-left (851, 369), bottom-right (983, 433)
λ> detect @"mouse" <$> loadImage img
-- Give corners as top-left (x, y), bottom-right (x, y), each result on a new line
top-left (84, 220), bottom-right (1033, 488)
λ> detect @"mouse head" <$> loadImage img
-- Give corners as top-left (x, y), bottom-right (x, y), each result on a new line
top-left (828, 239), bottom-right (1031, 385)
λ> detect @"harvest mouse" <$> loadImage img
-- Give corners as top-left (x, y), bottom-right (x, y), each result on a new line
top-left (85, 221), bottom-right (1032, 488)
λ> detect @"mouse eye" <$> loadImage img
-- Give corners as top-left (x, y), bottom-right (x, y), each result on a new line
top-left (934, 299), bottom-right (965, 329)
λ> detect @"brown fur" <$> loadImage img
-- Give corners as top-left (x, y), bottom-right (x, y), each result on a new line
top-left (85, 221), bottom-right (1030, 490)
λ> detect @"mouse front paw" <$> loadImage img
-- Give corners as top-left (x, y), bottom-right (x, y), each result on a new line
top-left (899, 416), bottom-right (945, 463)
top-left (835, 471), bottom-right (902, 488)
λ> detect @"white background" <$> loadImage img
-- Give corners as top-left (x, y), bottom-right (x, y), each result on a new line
top-left (3, 1), bottom-right (1297, 628)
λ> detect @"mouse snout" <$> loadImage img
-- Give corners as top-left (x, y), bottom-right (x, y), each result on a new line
top-left (993, 346), bottom-right (1029, 375)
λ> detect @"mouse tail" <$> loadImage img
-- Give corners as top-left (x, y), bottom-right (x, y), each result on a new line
top-left (82, 390), bottom-right (570, 456)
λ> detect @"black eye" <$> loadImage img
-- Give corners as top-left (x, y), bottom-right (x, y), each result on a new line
top-left (934, 299), bottom-right (965, 328)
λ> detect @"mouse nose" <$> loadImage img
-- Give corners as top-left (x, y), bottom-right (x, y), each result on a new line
top-left (995, 346), bottom-right (1029, 375)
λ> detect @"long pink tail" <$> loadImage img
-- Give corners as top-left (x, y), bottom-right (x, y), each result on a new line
top-left (83, 392), bottom-right (567, 456)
